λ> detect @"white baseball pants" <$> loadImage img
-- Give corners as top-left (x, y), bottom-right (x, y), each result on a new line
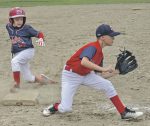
top-left (58, 68), bottom-right (117, 113)
top-left (11, 48), bottom-right (35, 82)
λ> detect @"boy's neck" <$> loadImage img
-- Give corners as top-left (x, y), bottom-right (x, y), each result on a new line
top-left (98, 39), bottom-right (106, 48)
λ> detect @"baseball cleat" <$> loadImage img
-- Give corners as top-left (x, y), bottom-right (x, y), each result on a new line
top-left (10, 84), bottom-right (20, 93)
top-left (42, 104), bottom-right (57, 117)
top-left (121, 107), bottom-right (143, 120)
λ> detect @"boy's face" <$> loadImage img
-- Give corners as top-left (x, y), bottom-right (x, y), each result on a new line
top-left (13, 17), bottom-right (24, 27)
top-left (101, 35), bottom-right (114, 46)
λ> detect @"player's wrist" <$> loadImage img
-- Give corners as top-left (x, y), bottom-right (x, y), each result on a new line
top-left (38, 32), bottom-right (44, 39)
top-left (99, 67), bottom-right (107, 72)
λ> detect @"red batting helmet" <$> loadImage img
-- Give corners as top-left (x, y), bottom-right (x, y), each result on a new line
top-left (9, 7), bottom-right (26, 25)
top-left (9, 7), bottom-right (26, 18)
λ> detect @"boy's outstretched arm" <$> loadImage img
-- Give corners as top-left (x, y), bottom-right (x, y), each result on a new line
top-left (81, 57), bottom-right (114, 73)
top-left (81, 57), bottom-right (119, 79)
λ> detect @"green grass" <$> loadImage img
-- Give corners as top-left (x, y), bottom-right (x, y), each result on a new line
top-left (0, 0), bottom-right (150, 7)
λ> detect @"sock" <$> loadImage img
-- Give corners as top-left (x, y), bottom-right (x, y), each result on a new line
top-left (110, 95), bottom-right (125, 114)
top-left (13, 71), bottom-right (20, 86)
top-left (54, 103), bottom-right (60, 111)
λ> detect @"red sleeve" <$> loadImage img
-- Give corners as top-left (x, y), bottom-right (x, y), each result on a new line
top-left (37, 32), bottom-right (44, 39)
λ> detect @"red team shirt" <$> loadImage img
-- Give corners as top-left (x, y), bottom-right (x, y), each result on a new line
top-left (66, 40), bottom-right (103, 76)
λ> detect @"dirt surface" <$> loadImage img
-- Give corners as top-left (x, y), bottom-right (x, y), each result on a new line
top-left (0, 3), bottom-right (150, 126)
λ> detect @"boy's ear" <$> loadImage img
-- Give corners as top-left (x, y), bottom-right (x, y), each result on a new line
top-left (100, 36), bottom-right (105, 40)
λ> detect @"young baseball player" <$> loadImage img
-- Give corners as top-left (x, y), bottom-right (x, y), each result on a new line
top-left (6, 7), bottom-right (56, 92)
top-left (42, 24), bottom-right (143, 120)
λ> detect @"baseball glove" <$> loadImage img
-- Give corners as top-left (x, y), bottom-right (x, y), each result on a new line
top-left (115, 49), bottom-right (138, 75)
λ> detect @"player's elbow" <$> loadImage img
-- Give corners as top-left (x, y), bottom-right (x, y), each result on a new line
top-left (81, 57), bottom-right (89, 67)
top-left (81, 59), bottom-right (85, 66)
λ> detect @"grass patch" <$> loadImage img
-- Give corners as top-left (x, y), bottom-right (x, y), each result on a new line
top-left (0, 0), bottom-right (150, 7)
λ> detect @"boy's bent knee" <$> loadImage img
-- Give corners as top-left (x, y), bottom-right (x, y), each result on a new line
top-left (24, 76), bottom-right (35, 82)
top-left (11, 59), bottom-right (20, 71)
top-left (104, 80), bottom-right (117, 98)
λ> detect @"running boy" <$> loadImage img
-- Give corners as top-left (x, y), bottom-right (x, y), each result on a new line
top-left (6, 7), bottom-right (56, 92)
top-left (42, 24), bottom-right (143, 120)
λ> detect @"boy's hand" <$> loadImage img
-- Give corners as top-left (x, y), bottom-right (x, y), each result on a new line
top-left (101, 69), bottom-right (119, 79)
top-left (36, 38), bottom-right (45, 47)
top-left (100, 67), bottom-right (119, 79)
top-left (103, 65), bottom-right (115, 73)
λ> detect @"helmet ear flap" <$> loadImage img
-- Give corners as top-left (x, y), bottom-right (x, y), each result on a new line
top-left (9, 18), bottom-right (14, 24)
top-left (23, 17), bottom-right (26, 26)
